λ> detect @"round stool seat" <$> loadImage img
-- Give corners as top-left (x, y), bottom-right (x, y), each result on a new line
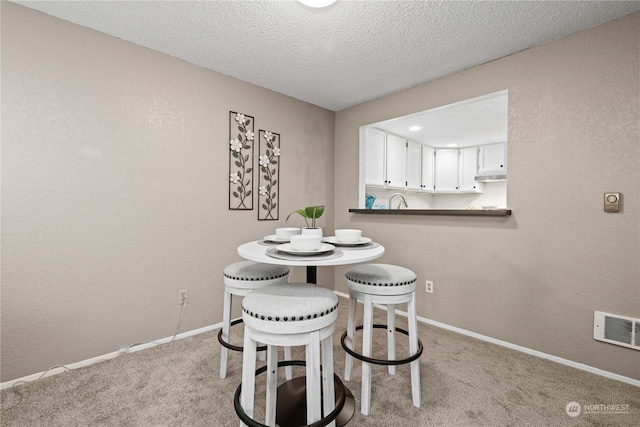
top-left (242, 283), bottom-right (339, 334)
top-left (346, 263), bottom-right (417, 295)
top-left (223, 260), bottom-right (290, 290)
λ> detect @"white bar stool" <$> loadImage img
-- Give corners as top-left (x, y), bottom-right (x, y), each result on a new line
top-left (219, 261), bottom-right (291, 379)
top-left (341, 263), bottom-right (423, 416)
top-left (234, 283), bottom-right (345, 427)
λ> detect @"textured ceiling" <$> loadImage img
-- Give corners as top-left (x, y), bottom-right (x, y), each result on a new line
top-left (373, 91), bottom-right (508, 148)
top-left (13, 0), bottom-right (640, 111)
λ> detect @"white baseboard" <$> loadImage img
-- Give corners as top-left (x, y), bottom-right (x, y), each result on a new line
top-left (334, 290), bottom-right (640, 388)
top-left (3, 293), bottom-right (638, 390)
top-left (1, 350), bottom-right (124, 390)
top-left (0, 322), bottom-right (223, 391)
top-left (422, 316), bottom-right (640, 388)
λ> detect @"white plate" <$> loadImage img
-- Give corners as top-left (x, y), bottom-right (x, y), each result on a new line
top-left (263, 234), bottom-right (290, 243)
top-left (276, 243), bottom-right (335, 255)
top-left (323, 236), bottom-right (372, 246)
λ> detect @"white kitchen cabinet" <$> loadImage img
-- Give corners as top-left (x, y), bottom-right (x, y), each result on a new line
top-left (458, 147), bottom-right (482, 192)
top-left (364, 129), bottom-right (410, 189)
top-left (434, 149), bottom-right (459, 191)
top-left (364, 128), bottom-right (386, 186)
top-left (385, 134), bottom-right (406, 189)
top-left (406, 141), bottom-right (422, 190)
top-left (420, 145), bottom-right (435, 191)
top-left (478, 142), bottom-right (506, 175)
top-left (433, 147), bottom-right (482, 193)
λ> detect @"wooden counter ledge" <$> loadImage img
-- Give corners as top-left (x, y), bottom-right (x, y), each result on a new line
top-left (349, 208), bottom-right (512, 217)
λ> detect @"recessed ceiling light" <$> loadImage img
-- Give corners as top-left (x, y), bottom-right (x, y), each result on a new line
top-left (447, 143), bottom-right (458, 147)
top-left (297, 0), bottom-right (338, 8)
top-left (409, 126), bottom-right (422, 131)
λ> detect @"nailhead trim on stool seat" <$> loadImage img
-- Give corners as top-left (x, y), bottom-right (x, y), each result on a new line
top-left (345, 263), bottom-right (417, 287)
top-left (242, 283), bottom-right (338, 326)
top-left (343, 263), bottom-right (422, 416)
top-left (345, 263), bottom-right (417, 296)
top-left (219, 261), bottom-right (290, 380)
top-left (223, 261), bottom-right (290, 288)
top-left (236, 283), bottom-right (342, 427)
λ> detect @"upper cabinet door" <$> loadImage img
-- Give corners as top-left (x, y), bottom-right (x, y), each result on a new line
top-left (385, 134), bottom-right (406, 189)
top-left (458, 147), bottom-right (480, 192)
top-left (406, 141), bottom-right (422, 190)
top-left (478, 142), bottom-right (506, 175)
top-left (434, 149), bottom-right (459, 191)
top-left (364, 128), bottom-right (386, 186)
top-left (421, 146), bottom-right (435, 191)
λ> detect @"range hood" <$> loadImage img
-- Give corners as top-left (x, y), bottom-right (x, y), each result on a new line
top-left (475, 174), bottom-right (507, 182)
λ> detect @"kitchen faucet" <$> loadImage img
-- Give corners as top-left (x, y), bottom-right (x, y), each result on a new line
top-left (388, 193), bottom-right (408, 209)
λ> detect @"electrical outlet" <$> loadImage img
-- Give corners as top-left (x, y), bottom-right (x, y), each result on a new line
top-left (179, 289), bottom-right (188, 305)
top-left (425, 280), bottom-right (434, 294)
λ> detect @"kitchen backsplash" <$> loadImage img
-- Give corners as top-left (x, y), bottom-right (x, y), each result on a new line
top-left (366, 181), bottom-right (507, 210)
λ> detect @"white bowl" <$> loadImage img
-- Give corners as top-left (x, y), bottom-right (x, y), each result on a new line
top-left (301, 227), bottom-right (323, 237)
top-left (290, 234), bottom-right (322, 251)
top-left (334, 229), bottom-right (362, 243)
top-left (275, 227), bottom-right (301, 240)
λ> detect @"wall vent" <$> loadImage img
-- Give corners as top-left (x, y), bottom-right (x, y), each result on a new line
top-left (594, 311), bottom-right (640, 351)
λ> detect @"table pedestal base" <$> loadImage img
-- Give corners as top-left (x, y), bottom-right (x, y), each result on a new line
top-left (276, 377), bottom-right (355, 427)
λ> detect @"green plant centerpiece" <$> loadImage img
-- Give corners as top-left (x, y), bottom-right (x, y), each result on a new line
top-left (286, 205), bottom-right (325, 229)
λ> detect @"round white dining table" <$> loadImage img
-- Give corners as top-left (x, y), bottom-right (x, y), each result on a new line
top-left (236, 238), bottom-right (385, 427)
top-left (237, 239), bottom-right (385, 284)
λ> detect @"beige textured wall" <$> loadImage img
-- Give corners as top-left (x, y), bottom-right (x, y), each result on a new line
top-left (334, 14), bottom-right (639, 379)
top-left (2, 2), bottom-right (638, 384)
top-left (1, 3), bottom-right (334, 382)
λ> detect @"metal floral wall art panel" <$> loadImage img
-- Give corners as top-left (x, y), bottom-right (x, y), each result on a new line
top-left (258, 130), bottom-right (280, 220)
top-left (229, 111), bottom-right (254, 210)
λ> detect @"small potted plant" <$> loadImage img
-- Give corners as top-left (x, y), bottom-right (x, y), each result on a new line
top-left (286, 205), bottom-right (325, 236)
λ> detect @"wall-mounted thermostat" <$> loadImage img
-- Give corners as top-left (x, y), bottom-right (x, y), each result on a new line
top-left (604, 192), bottom-right (620, 212)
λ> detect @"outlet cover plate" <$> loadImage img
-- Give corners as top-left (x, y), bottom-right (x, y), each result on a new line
top-left (425, 280), bottom-right (433, 293)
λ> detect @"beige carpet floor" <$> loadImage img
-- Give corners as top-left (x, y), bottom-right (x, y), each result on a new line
top-left (2, 296), bottom-right (639, 426)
